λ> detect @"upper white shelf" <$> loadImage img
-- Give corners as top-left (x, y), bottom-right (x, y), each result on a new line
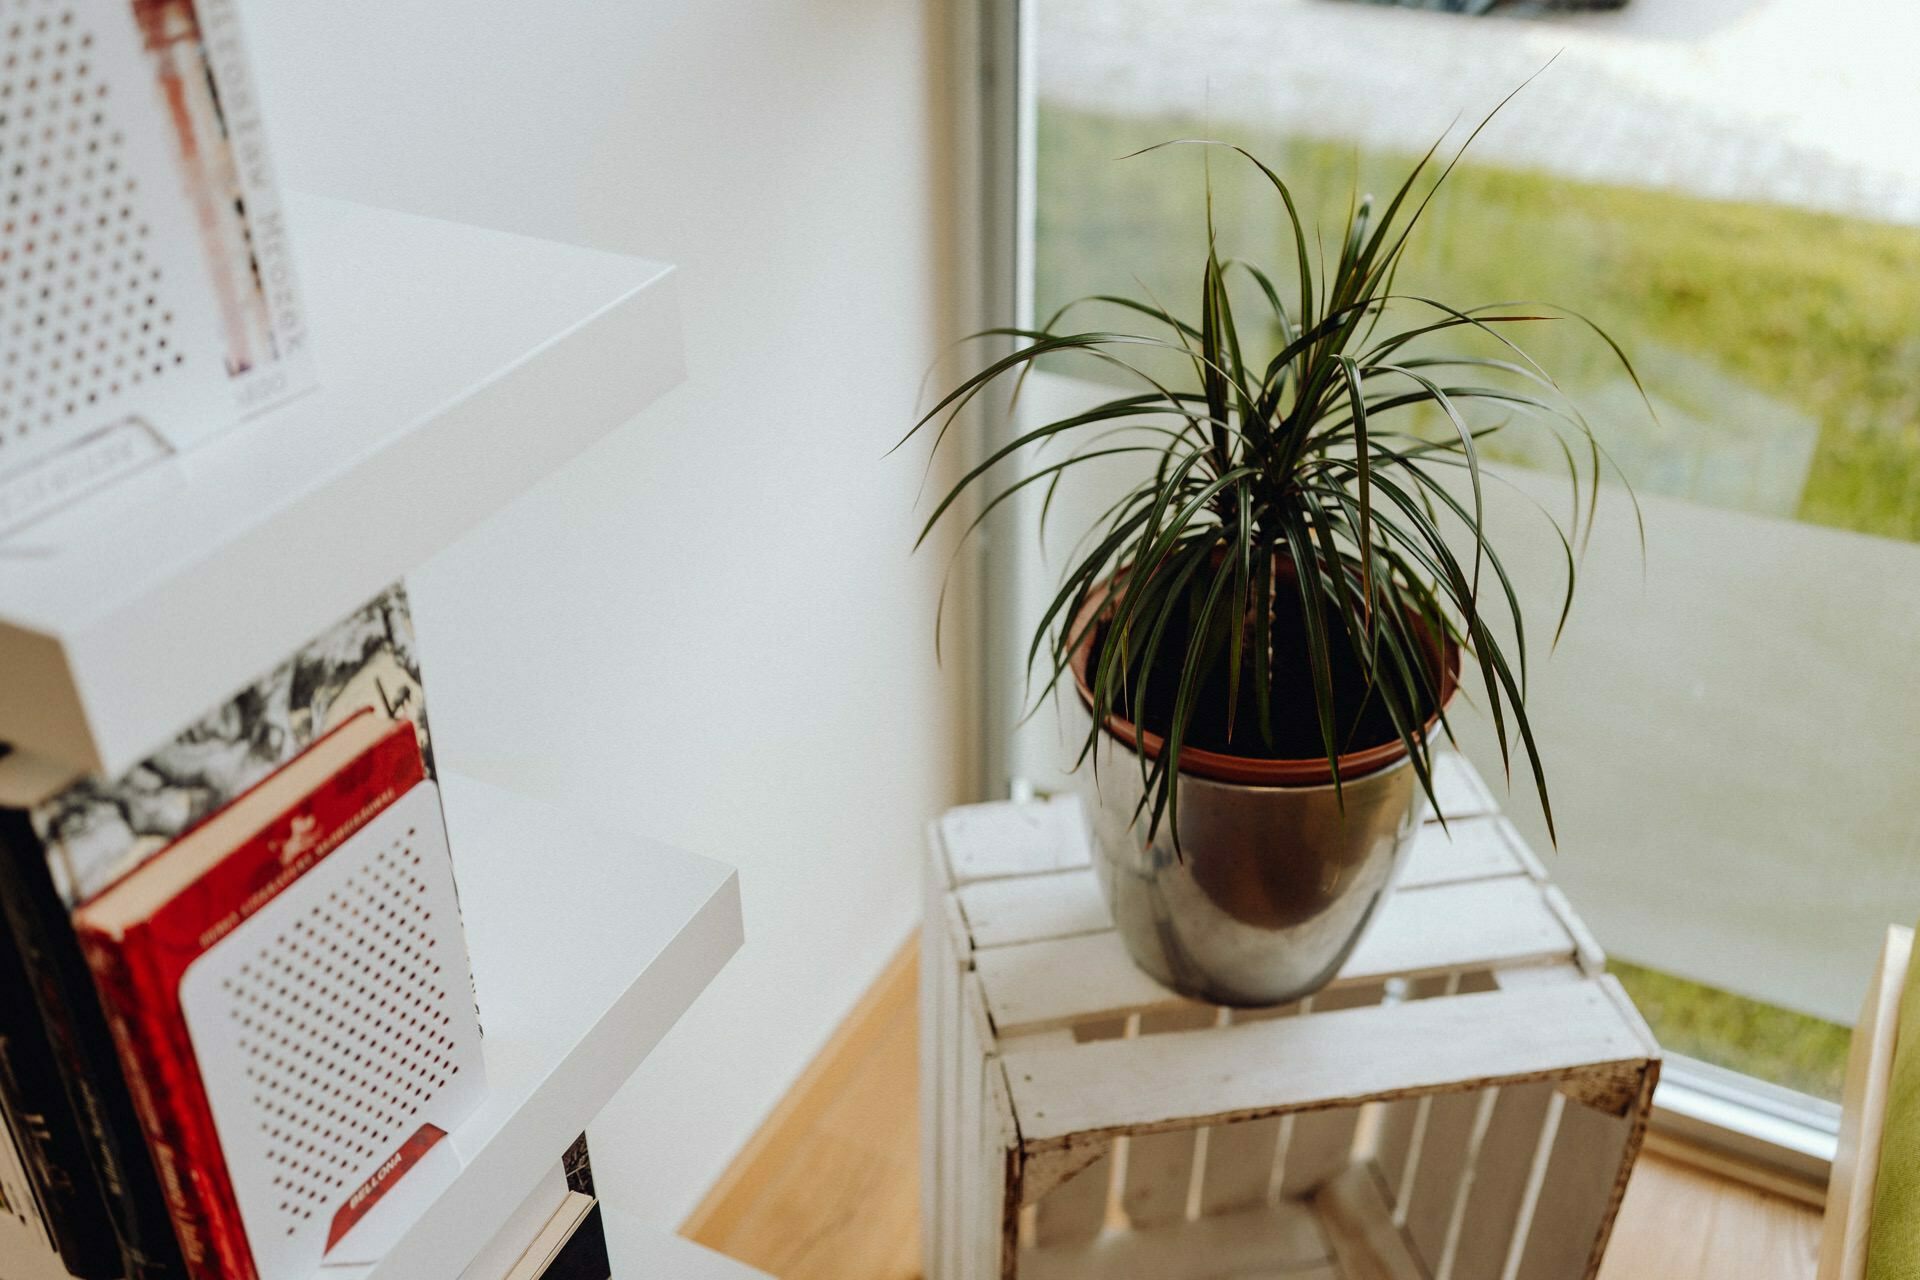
top-left (0, 193), bottom-right (683, 778)
top-left (340, 772), bottom-right (744, 1280)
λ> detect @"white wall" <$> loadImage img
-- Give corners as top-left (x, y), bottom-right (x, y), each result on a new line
top-left (241, 0), bottom-right (971, 1227)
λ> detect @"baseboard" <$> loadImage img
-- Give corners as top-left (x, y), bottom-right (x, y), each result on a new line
top-left (1642, 1130), bottom-right (1829, 1208)
top-left (680, 933), bottom-right (920, 1244)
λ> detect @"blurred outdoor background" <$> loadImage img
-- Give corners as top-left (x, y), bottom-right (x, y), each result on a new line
top-left (1012, 0), bottom-right (1920, 1100)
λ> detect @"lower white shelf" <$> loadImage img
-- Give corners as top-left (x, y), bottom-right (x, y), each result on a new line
top-left (603, 1211), bottom-right (772, 1279)
top-left (333, 772), bottom-right (744, 1280)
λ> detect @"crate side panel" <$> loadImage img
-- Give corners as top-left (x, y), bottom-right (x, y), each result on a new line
top-left (1122, 1007), bottom-right (1218, 1228)
top-left (1277, 984), bottom-right (1386, 1199)
top-left (1511, 1093), bottom-right (1634, 1280)
top-left (1402, 1087), bottom-right (1494, 1271)
top-left (1198, 1002), bottom-right (1301, 1216)
top-left (1022, 1199), bottom-right (1329, 1280)
top-left (1449, 1082), bottom-right (1557, 1280)
top-left (1031, 1014), bottom-right (1129, 1247)
top-left (1006, 982), bottom-right (1650, 1146)
top-left (983, 878), bottom-right (1575, 1036)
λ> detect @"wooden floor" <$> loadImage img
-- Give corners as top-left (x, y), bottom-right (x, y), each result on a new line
top-left (683, 942), bottom-right (1823, 1280)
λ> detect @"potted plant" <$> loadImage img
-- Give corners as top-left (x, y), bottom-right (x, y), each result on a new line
top-left (907, 123), bottom-right (1645, 1007)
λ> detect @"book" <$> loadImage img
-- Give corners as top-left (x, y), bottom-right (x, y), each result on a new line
top-left (0, 906), bottom-right (123, 1279)
top-left (0, 1074), bottom-right (62, 1280)
top-left (0, 582), bottom-right (437, 1279)
top-left (503, 1193), bottom-right (612, 1280)
top-left (75, 712), bottom-right (487, 1280)
top-left (0, 0), bottom-right (314, 536)
top-left (26, 582), bottom-right (437, 911)
top-left (561, 1132), bottom-right (597, 1198)
top-left (551, 1137), bottom-right (610, 1280)
top-left (0, 807), bottom-right (191, 1280)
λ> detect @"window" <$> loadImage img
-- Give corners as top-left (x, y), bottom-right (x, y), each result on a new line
top-left (980, 0), bottom-right (1920, 1165)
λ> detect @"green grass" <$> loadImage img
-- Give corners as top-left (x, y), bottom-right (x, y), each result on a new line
top-left (1037, 104), bottom-right (1920, 542)
top-left (1610, 960), bottom-right (1851, 1101)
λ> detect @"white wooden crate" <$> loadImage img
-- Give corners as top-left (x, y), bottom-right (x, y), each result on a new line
top-left (921, 755), bottom-right (1660, 1280)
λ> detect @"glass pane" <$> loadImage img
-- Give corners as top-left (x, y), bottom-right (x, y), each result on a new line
top-left (1017, 0), bottom-right (1920, 1086)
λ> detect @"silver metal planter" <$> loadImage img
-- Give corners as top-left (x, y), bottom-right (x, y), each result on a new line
top-left (1082, 728), bottom-right (1425, 1007)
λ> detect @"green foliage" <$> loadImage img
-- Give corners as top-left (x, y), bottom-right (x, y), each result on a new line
top-left (905, 105), bottom-right (1645, 841)
top-left (1039, 106), bottom-right (1920, 542)
top-left (1611, 960), bottom-right (1849, 1101)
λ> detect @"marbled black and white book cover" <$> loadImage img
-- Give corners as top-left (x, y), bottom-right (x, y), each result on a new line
top-left (27, 582), bottom-right (434, 909)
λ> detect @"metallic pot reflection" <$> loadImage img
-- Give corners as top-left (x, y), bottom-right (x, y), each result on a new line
top-left (1080, 728), bottom-right (1424, 1006)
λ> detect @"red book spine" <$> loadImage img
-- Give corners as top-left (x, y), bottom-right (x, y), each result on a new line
top-left (79, 932), bottom-right (245, 1280)
top-left (77, 717), bottom-right (426, 1280)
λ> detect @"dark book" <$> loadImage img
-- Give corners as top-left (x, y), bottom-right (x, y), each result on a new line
top-left (502, 1192), bottom-right (612, 1280)
top-left (0, 808), bottom-right (187, 1280)
top-left (0, 583), bottom-right (438, 1279)
top-left (542, 1202), bottom-right (612, 1280)
top-left (0, 905), bottom-right (122, 1279)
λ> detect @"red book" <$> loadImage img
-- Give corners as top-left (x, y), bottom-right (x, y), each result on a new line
top-left (73, 712), bottom-right (425, 1280)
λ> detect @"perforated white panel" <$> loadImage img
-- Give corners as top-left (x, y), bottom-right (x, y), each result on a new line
top-left (181, 782), bottom-right (487, 1279)
top-left (0, 0), bottom-right (311, 532)
top-left (0, 3), bottom-right (181, 423)
top-left (0, 0), bottom-right (230, 470)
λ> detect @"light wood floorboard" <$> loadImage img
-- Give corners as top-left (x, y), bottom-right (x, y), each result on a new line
top-left (683, 940), bottom-right (1823, 1280)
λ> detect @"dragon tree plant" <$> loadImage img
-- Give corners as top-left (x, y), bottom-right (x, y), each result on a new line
top-left (907, 106), bottom-right (1645, 844)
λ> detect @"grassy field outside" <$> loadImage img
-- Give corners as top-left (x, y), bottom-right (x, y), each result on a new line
top-left (1036, 105), bottom-right (1920, 542)
top-left (1611, 960), bottom-right (1851, 1101)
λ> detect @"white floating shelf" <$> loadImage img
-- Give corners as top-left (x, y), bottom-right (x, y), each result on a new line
top-left (603, 1210), bottom-right (773, 1279)
top-left (334, 773), bottom-right (743, 1280)
top-left (0, 193), bottom-right (683, 777)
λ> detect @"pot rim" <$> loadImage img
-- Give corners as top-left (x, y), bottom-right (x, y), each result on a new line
top-left (1068, 562), bottom-right (1461, 787)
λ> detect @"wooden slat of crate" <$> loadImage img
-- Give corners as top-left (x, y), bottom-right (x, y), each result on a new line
top-left (1449, 1080), bottom-right (1561, 1280)
top-left (959, 869), bottom-right (1109, 949)
top-left (956, 812), bottom-right (1538, 963)
top-left (1197, 1001), bottom-right (1301, 1217)
top-left (1314, 1165), bottom-right (1428, 1280)
top-left (1121, 1007), bottom-right (1220, 1227)
top-left (923, 824), bottom-right (970, 1280)
top-left (938, 795), bottom-right (1092, 886)
top-left (1020, 1198), bottom-right (1332, 1280)
top-left (1003, 979), bottom-right (1650, 1149)
top-left (1029, 1021), bottom-right (1120, 1248)
top-left (1401, 1084), bottom-right (1493, 1266)
top-left (979, 876), bottom-right (1579, 1037)
top-left (1276, 984), bottom-right (1388, 1200)
top-left (1430, 751), bottom-right (1499, 821)
top-left (956, 971), bottom-right (1016, 1280)
top-left (943, 751), bottom-right (1502, 893)
top-left (1399, 815), bottom-right (1541, 889)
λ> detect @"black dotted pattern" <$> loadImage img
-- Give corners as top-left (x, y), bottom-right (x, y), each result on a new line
top-left (0, 0), bottom-right (183, 452)
top-left (220, 828), bottom-right (464, 1240)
